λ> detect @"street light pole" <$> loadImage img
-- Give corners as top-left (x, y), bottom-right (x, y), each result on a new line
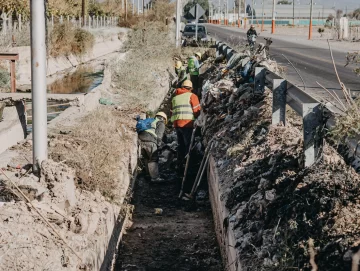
top-left (225, 0), bottom-right (228, 25)
top-left (251, 0), bottom-right (254, 25)
top-left (244, 0), bottom-right (246, 29)
top-left (271, 0), bottom-right (275, 34)
top-left (238, 0), bottom-right (240, 27)
top-left (293, 0), bottom-right (295, 26)
top-left (309, 0), bottom-right (313, 40)
top-left (261, 0), bottom-right (264, 31)
top-left (82, 0), bottom-right (86, 27)
top-left (30, 0), bottom-right (48, 172)
top-left (143, 0), bottom-right (145, 17)
top-left (175, 0), bottom-right (181, 47)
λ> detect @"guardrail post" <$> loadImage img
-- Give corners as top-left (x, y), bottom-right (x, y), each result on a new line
top-left (216, 42), bottom-right (221, 57)
top-left (254, 67), bottom-right (265, 94)
top-left (272, 79), bottom-right (287, 125)
top-left (303, 103), bottom-right (323, 167)
top-left (226, 48), bottom-right (234, 61)
top-left (218, 44), bottom-right (224, 57)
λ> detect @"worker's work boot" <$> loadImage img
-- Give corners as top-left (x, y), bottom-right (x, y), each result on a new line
top-left (151, 177), bottom-right (166, 183)
top-left (148, 161), bottom-right (159, 178)
top-left (148, 162), bottom-right (166, 183)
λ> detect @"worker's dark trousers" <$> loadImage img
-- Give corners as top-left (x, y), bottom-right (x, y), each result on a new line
top-left (140, 141), bottom-right (159, 179)
top-left (190, 74), bottom-right (200, 96)
top-left (175, 127), bottom-right (193, 169)
top-left (175, 127), bottom-right (195, 193)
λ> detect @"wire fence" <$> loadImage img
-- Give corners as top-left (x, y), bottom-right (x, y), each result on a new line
top-left (0, 14), bottom-right (120, 49)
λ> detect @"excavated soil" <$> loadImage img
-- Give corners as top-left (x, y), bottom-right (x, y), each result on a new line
top-left (114, 90), bottom-right (223, 271)
top-left (200, 71), bottom-right (360, 270)
top-left (114, 161), bottom-right (223, 271)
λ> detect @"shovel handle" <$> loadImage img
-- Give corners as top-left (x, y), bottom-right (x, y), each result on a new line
top-left (178, 126), bottom-right (197, 198)
top-left (190, 142), bottom-right (213, 198)
top-left (190, 141), bottom-right (213, 196)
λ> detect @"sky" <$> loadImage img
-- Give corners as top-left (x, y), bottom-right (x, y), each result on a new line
top-left (257, 0), bottom-right (360, 10)
top-left (212, 0), bottom-right (360, 14)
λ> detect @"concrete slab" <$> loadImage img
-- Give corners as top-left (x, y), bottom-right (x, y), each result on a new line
top-left (0, 103), bottom-right (27, 155)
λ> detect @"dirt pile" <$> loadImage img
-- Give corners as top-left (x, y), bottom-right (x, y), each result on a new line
top-left (48, 106), bottom-right (137, 203)
top-left (0, 159), bottom-right (123, 270)
top-left (200, 57), bottom-right (360, 270)
top-left (0, 22), bottom-right (173, 270)
top-left (109, 22), bottom-right (175, 111)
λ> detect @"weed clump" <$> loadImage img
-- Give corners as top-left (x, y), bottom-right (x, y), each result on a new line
top-left (49, 23), bottom-right (95, 57)
top-left (118, 0), bottom-right (174, 28)
top-left (110, 20), bottom-right (175, 109)
top-left (0, 67), bottom-right (10, 92)
top-left (49, 107), bottom-right (135, 203)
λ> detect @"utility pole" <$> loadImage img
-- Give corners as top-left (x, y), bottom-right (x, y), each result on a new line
top-left (125, 0), bottom-right (128, 21)
top-left (271, 0), bottom-right (275, 34)
top-left (292, 0), bottom-right (295, 26)
top-left (195, 4), bottom-right (198, 39)
top-left (175, 0), bottom-right (181, 47)
top-left (143, 0), bottom-right (145, 17)
top-left (309, 0), bottom-right (313, 40)
top-left (251, 0), bottom-right (254, 25)
top-left (261, 0), bottom-right (264, 31)
top-left (138, 0), bottom-right (140, 15)
top-left (238, 0), bottom-right (240, 26)
top-left (133, 0), bottom-right (135, 15)
top-left (82, 0), bottom-right (86, 27)
top-left (219, 0), bottom-right (221, 23)
top-left (30, 0), bottom-right (48, 172)
top-left (226, 0), bottom-right (228, 25)
top-left (243, 0), bottom-right (246, 29)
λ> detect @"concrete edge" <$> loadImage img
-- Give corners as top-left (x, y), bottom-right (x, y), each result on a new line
top-left (208, 155), bottom-right (241, 271)
top-left (0, 102), bottom-right (27, 154)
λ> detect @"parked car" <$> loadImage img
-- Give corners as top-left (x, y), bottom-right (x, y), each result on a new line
top-left (181, 24), bottom-right (209, 41)
top-left (181, 24), bottom-right (211, 47)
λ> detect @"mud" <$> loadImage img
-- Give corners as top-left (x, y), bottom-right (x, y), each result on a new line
top-left (115, 170), bottom-right (223, 271)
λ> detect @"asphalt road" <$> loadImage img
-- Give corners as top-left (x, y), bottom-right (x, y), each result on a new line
top-left (205, 24), bottom-right (360, 102)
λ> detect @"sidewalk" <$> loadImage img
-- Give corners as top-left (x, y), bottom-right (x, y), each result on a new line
top-left (212, 24), bottom-right (359, 53)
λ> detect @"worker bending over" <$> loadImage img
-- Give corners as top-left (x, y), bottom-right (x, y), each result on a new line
top-left (170, 80), bottom-right (201, 174)
top-left (175, 61), bottom-right (187, 88)
top-left (187, 52), bottom-right (201, 96)
top-left (137, 112), bottom-right (167, 183)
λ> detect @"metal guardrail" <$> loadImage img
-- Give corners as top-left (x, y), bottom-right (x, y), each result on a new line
top-left (215, 41), bottom-right (360, 169)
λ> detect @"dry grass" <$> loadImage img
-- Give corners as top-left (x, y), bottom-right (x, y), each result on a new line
top-left (49, 107), bottom-right (136, 203)
top-left (345, 51), bottom-right (360, 76)
top-left (316, 43), bottom-right (360, 143)
top-left (48, 23), bottom-right (95, 57)
top-left (118, 0), bottom-right (174, 28)
top-left (0, 67), bottom-right (10, 92)
top-left (110, 20), bottom-right (175, 109)
top-left (330, 98), bottom-right (360, 142)
top-left (0, 24), bottom-right (31, 51)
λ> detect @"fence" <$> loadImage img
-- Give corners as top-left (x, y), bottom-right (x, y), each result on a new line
top-left (215, 41), bottom-right (360, 169)
top-left (0, 14), bottom-right (119, 35)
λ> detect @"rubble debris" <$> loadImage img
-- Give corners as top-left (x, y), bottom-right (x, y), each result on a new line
top-left (200, 44), bottom-right (360, 270)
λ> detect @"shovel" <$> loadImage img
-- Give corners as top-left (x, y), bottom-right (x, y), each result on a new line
top-left (178, 126), bottom-right (197, 198)
top-left (188, 142), bottom-right (213, 199)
